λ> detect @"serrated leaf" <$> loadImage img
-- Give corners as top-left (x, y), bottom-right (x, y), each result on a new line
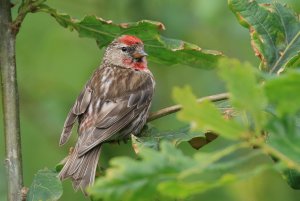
top-left (229, 0), bottom-right (300, 73)
top-left (264, 70), bottom-right (300, 116)
top-left (89, 142), bottom-right (269, 201)
top-left (89, 142), bottom-right (195, 201)
top-left (161, 149), bottom-right (270, 199)
top-left (26, 169), bottom-right (62, 201)
top-left (172, 86), bottom-right (245, 140)
top-left (218, 58), bottom-right (267, 134)
top-left (37, 4), bottom-right (223, 68)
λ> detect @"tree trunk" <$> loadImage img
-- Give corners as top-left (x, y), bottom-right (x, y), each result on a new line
top-left (0, 0), bottom-right (24, 201)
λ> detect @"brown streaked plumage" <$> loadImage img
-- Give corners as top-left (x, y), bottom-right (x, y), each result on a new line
top-left (58, 35), bottom-right (155, 194)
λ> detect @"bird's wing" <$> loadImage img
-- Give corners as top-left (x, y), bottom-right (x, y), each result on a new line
top-left (77, 84), bottom-right (154, 156)
top-left (59, 84), bottom-right (92, 146)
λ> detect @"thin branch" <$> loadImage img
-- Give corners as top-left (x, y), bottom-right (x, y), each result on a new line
top-left (147, 92), bottom-right (229, 122)
top-left (12, 0), bottom-right (46, 35)
top-left (0, 0), bottom-right (23, 201)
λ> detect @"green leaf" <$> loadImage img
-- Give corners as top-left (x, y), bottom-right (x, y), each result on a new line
top-left (264, 70), bottom-right (300, 115)
top-left (159, 143), bottom-right (272, 198)
top-left (36, 4), bottom-right (223, 68)
top-left (229, 0), bottom-right (300, 73)
top-left (265, 114), bottom-right (300, 189)
top-left (89, 142), bottom-right (196, 201)
top-left (132, 125), bottom-right (217, 152)
top-left (89, 142), bottom-right (270, 201)
top-left (172, 86), bottom-right (245, 140)
top-left (266, 115), bottom-right (300, 165)
top-left (263, 70), bottom-right (300, 188)
top-left (27, 169), bottom-right (62, 201)
top-left (132, 124), bottom-right (206, 152)
top-left (282, 168), bottom-right (300, 189)
top-left (218, 58), bottom-right (267, 134)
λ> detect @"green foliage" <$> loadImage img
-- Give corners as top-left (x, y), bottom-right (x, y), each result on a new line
top-left (89, 142), bottom-right (269, 201)
top-left (218, 58), bottom-right (267, 134)
top-left (35, 4), bottom-right (223, 69)
top-left (131, 125), bottom-right (201, 151)
top-left (26, 169), bottom-right (62, 201)
top-left (266, 115), bottom-right (300, 189)
top-left (266, 114), bottom-right (300, 167)
top-left (173, 86), bottom-right (245, 140)
top-left (264, 70), bottom-right (300, 116)
top-left (283, 169), bottom-right (300, 189)
top-left (132, 125), bottom-right (219, 152)
top-left (89, 142), bottom-right (195, 201)
top-left (229, 0), bottom-right (300, 73)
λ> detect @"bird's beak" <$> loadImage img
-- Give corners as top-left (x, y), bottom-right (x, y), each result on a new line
top-left (132, 50), bottom-right (148, 59)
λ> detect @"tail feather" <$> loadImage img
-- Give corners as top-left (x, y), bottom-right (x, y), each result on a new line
top-left (59, 145), bottom-right (102, 194)
top-left (74, 147), bottom-right (100, 191)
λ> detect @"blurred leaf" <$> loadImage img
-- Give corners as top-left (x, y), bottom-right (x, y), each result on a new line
top-left (27, 169), bottom-right (62, 201)
top-left (159, 149), bottom-right (269, 199)
top-left (264, 70), bottom-right (300, 116)
top-left (282, 168), bottom-right (300, 189)
top-left (36, 4), bottom-right (223, 68)
top-left (89, 142), bottom-right (195, 201)
top-left (218, 58), bottom-right (267, 133)
top-left (266, 115), bottom-right (300, 166)
top-left (188, 132), bottom-right (218, 150)
top-left (132, 124), bottom-right (209, 153)
top-left (263, 69), bottom-right (300, 189)
top-left (172, 86), bottom-right (245, 140)
top-left (229, 0), bottom-right (300, 73)
top-left (264, 113), bottom-right (300, 190)
top-left (89, 141), bottom-right (269, 201)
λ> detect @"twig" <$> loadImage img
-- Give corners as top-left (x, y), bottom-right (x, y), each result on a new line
top-left (12, 0), bottom-right (46, 35)
top-left (0, 0), bottom-right (23, 200)
top-left (147, 92), bottom-right (229, 122)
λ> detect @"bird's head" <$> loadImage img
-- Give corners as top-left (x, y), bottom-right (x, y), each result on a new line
top-left (104, 35), bottom-right (148, 71)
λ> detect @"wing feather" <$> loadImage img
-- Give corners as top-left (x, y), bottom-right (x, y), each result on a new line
top-left (59, 85), bottom-right (92, 146)
top-left (77, 90), bottom-right (152, 156)
top-left (61, 67), bottom-right (154, 156)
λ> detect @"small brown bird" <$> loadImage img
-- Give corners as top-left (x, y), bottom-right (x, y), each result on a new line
top-left (58, 35), bottom-right (155, 193)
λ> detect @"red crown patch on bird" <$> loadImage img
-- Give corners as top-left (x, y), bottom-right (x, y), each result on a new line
top-left (118, 35), bottom-right (143, 45)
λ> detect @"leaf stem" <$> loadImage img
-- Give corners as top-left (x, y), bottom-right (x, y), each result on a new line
top-left (147, 92), bottom-right (229, 122)
top-left (260, 143), bottom-right (300, 172)
top-left (0, 0), bottom-right (23, 200)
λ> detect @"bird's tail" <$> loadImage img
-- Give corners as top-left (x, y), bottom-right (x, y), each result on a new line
top-left (59, 144), bottom-right (102, 194)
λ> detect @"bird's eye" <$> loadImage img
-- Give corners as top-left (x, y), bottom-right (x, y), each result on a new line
top-left (121, 47), bottom-right (128, 52)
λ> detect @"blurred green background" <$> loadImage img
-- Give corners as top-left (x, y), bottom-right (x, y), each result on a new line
top-left (1, 0), bottom-right (300, 200)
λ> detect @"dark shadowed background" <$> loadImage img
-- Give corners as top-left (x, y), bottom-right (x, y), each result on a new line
top-left (1, 0), bottom-right (300, 200)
